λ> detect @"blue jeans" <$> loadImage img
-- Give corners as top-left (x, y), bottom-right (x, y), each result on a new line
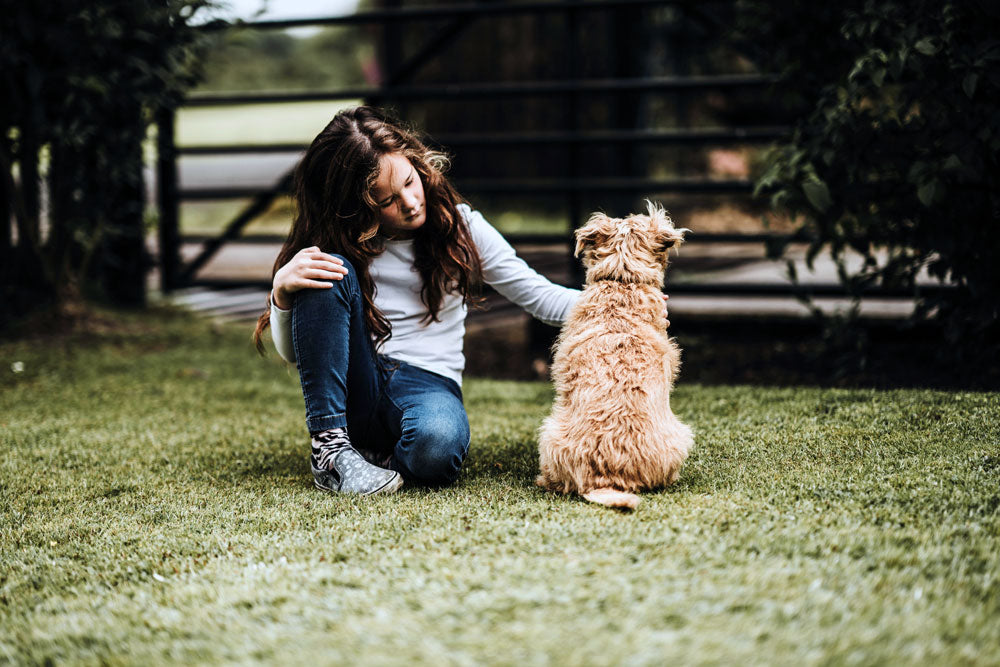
top-left (290, 255), bottom-right (470, 486)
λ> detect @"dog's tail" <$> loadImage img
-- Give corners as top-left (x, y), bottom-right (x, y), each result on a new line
top-left (582, 488), bottom-right (640, 511)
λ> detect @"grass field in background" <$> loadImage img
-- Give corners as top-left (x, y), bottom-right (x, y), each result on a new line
top-left (180, 197), bottom-right (296, 237)
top-left (176, 101), bottom-right (360, 147)
top-left (1, 309), bottom-right (997, 664)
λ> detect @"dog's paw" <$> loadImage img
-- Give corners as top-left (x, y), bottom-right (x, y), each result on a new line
top-left (582, 488), bottom-right (640, 511)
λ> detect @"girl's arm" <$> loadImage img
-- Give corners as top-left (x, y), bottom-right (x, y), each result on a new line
top-left (269, 298), bottom-right (296, 364)
top-left (462, 204), bottom-right (581, 326)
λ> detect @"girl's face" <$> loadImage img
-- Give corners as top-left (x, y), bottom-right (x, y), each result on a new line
top-left (372, 152), bottom-right (426, 239)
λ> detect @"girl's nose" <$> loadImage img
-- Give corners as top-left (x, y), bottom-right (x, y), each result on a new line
top-left (401, 192), bottom-right (419, 211)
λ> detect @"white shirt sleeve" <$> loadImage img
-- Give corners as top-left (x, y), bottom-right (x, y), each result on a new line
top-left (269, 296), bottom-right (296, 364)
top-left (462, 204), bottom-right (580, 327)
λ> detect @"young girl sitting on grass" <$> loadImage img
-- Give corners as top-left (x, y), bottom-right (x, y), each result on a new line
top-left (252, 105), bottom-right (585, 496)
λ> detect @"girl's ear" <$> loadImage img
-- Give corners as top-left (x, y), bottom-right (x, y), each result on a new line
top-left (574, 212), bottom-right (610, 257)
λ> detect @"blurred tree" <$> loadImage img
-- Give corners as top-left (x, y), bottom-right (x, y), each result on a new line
top-left (195, 26), bottom-right (368, 92)
top-left (738, 0), bottom-right (1000, 364)
top-left (0, 0), bottom-right (213, 324)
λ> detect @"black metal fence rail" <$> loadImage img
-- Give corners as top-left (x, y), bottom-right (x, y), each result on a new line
top-left (184, 75), bottom-right (778, 106)
top-left (178, 127), bottom-right (788, 155)
top-left (181, 179), bottom-right (756, 201)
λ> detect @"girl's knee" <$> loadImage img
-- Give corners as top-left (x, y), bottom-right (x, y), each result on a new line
top-left (294, 255), bottom-right (358, 307)
top-left (397, 417), bottom-right (469, 486)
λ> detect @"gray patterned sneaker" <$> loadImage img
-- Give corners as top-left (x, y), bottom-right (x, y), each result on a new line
top-left (310, 428), bottom-right (402, 496)
top-left (356, 446), bottom-right (394, 470)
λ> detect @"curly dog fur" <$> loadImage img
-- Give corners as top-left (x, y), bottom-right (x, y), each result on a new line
top-left (537, 202), bottom-right (694, 510)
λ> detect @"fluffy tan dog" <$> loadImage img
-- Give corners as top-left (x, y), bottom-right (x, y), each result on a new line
top-left (537, 202), bottom-right (693, 510)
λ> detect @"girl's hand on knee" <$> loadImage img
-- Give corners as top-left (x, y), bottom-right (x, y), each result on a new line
top-left (272, 246), bottom-right (348, 309)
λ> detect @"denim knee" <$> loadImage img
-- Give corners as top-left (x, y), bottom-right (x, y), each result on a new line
top-left (396, 414), bottom-right (470, 486)
top-left (293, 254), bottom-right (358, 306)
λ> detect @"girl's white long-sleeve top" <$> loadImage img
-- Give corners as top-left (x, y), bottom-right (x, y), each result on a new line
top-left (269, 204), bottom-right (580, 386)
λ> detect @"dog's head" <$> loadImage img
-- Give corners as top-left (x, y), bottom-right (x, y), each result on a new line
top-left (574, 201), bottom-right (686, 286)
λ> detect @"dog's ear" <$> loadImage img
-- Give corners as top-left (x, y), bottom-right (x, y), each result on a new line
top-left (656, 226), bottom-right (686, 251)
top-left (645, 200), bottom-right (686, 251)
top-left (574, 212), bottom-right (611, 258)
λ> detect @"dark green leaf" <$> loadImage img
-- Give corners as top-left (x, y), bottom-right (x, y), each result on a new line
top-left (963, 72), bottom-right (979, 98)
top-left (917, 180), bottom-right (942, 207)
top-left (893, 47), bottom-right (909, 78)
top-left (803, 179), bottom-right (833, 213)
top-left (915, 38), bottom-right (938, 56)
top-left (943, 155), bottom-right (963, 171)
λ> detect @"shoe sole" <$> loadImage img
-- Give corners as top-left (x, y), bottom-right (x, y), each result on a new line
top-left (313, 472), bottom-right (403, 496)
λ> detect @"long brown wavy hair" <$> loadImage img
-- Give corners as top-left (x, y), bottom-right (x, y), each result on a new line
top-left (252, 106), bottom-right (483, 354)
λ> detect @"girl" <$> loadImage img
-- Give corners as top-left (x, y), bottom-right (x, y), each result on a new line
top-left (253, 106), bottom-right (582, 495)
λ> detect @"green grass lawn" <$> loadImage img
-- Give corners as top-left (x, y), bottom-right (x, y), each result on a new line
top-left (1, 309), bottom-right (998, 665)
top-left (176, 101), bottom-right (361, 147)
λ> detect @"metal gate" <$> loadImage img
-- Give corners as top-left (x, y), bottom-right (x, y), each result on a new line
top-left (158, 0), bottom-right (799, 298)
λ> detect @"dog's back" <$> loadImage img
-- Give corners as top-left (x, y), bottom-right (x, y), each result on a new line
top-left (537, 281), bottom-right (692, 508)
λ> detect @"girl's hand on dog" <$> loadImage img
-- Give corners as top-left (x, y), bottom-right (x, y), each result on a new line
top-left (272, 246), bottom-right (348, 309)
top-left (662, 293), bottom-right (670, 329)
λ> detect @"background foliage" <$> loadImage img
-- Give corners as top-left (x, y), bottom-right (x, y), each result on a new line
top-left (0, 0), bottom-right (213, 323)
top-left (736, 0), bottom-right (1000, 363)
top-left (195, 25), bottom-right (370, 93)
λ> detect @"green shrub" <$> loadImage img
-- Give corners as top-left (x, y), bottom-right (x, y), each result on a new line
top-left (0, 0), bottom-right (214, 321)
top-left (738, 0), bottom-right (1000, 362)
